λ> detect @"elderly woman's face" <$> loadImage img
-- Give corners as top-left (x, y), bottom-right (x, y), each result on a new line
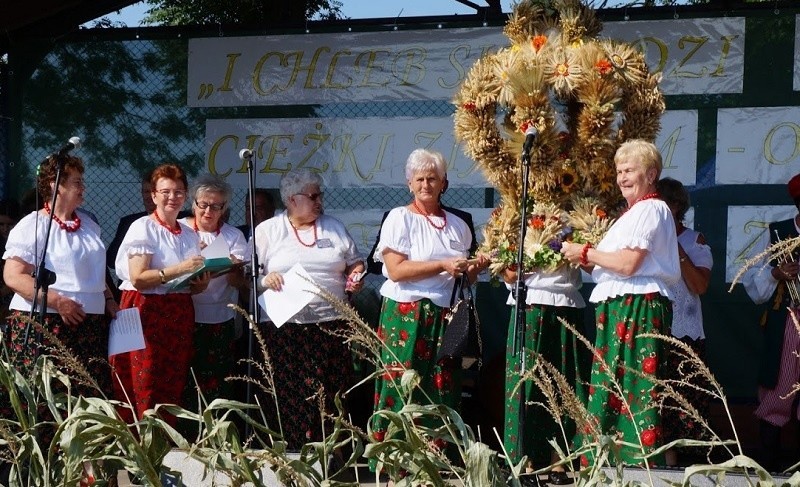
top-left (616, 158), bottom-right (656, 205)
top-left (408, 169), bottom-right (445, 205)
top-left (193, 190), bottom-right (227, 228)
top-left (55, 168), bottom-right (86, 211)
top-left (288, 183), bottom-right (323, 222)
top-left (152, 177), bottom-right (187, 215)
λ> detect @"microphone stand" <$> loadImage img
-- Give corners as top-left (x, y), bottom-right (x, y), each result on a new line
top-left (243, 153), bottom-right (260, 438)
top-left (24, 156), bottom-right (64, 348)
top-left (512, 142), bottom-right (533, 467)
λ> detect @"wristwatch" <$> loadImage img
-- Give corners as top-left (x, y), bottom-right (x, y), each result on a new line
top-left (159, 269), bottom-right (167, 284)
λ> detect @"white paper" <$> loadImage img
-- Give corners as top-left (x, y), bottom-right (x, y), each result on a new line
top-left (108, 308), bottom-right (146, 357)
top-left (257, 264), bottom-right (318, 328)
top-left (201, 233), bottom-right (230, 258)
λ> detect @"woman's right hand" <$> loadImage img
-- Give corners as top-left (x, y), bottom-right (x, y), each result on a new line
top-left (55, 295), bottom-right (86, 326)
top-left (262, 271), bottom-right (284, 291)
top-left (180, 255), bottom-right (206, 275)
top-left (443, 257), bottom-right (468, 278)
top-left (503, 267), bottom-right (518, 284)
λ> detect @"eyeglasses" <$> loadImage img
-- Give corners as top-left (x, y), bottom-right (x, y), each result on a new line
top-left (195, 200), bottom-right (226, 211)
top-left (155, 189), bottom-right (186, 198)
top-left (294, 192), bottom-right (324, 202)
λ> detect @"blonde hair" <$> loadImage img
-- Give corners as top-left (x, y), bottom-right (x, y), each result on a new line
top-left (614, 139), bottom-right (662, 178)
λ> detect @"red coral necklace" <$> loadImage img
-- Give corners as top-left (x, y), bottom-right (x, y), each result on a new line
top-left (412, 200), bottom-right (446, 230)
top-left (288, 216), bottom-right (317, 247)
top-left (630, 192), bottom-right (660, 207)
top-left (624, 192), bottom-right (660, 214)
top-left (192, 218), bottom-right (220, 236)
top-left (44, 202), bottom-right (81, 232)
top-left (153, 210), bottom-right (182, 235)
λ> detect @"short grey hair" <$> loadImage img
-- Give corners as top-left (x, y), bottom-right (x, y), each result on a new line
top-left (614, 139), bottom-right (663, 178)
top-left (191, 173), bottom-right (232, 204)
top-left (279, 169), bottom-right (324, 206)
top-left (405, 149), bottom-right (447, 182)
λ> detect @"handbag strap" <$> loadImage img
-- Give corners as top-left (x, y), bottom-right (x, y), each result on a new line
top-left (449, 274), bottom-right (469, 307)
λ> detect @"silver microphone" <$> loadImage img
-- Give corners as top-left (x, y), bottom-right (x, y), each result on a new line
top-left (239, 148), bottom-right (253, 161)
top-left (58, 136), bottom-right (81, 157)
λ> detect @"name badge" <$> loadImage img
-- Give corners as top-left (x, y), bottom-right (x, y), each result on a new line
top-left (449, 239), bottom-right (466, 251)
top-left (316, 238), bottom-right (334, 248)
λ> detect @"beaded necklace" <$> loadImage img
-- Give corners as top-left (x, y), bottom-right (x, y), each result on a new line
top-left (288, 216), bottom-right (317, 247)
top-left (44, 202), bottom-right (81, 232)
top-left (412, 200), bottom-right (446, 230)
top-left (192, 218), bottom-right (221, 236)
top-left (152, 210), bottom-right (182, 235)
top-left (624, 192), bottom-right (660, 214)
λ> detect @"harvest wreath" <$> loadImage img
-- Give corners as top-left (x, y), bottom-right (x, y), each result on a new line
top-left (453, 0), bottom-right (665, 276)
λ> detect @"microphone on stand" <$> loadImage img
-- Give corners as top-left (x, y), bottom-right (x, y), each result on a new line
top-left (239, 148), bottom-right (253, 161)
top-left (521, 126), bottom-right (538, 158)
top-left (57, 136), bottom-right (81, 158)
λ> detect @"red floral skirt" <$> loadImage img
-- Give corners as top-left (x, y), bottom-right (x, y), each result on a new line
top-left (109, 290), bottom-right (194, 425)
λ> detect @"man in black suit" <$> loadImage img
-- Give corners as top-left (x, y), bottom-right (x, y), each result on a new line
top-left (237, 188), bottom-right (276, 241)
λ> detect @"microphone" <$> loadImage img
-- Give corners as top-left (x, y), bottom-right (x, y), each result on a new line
top-left (239, 148), bottom-right (253, 161)
top-left (57, 137), bottom-right (81, 158)
top-left (521, 126), bottom-right (538, 156)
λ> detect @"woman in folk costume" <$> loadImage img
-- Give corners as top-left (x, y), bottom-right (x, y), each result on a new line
top-left (562, 140), bottom-right (679, 466)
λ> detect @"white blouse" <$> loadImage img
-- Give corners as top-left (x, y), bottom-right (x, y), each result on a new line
top-left (375, 206), bottom-right (472, 308)
top-left (3, 210), bottom-right (106, 314)
top-left (505, 265), bottom-right (586, 308)
top-left (115, 215), bottom-right (201, 294)
top-left (254, 213), bottom-right (363, 324)
top-left (179, 219), bottom-right (248, 324)
top-left (668, 228), bottom-right (713, 340)
top-left (589, 199), bottom-right (680, 303)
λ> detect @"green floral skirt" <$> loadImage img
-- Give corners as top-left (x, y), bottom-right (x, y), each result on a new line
top-left (503, 304), bottom-right (586, 467)
top-left (575, 292), bottom-right (672, 467)
top-left (369, 297), bottom-right (461, 468)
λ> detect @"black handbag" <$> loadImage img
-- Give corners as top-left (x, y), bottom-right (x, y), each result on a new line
top-left (436, 275), bottom-right (482, 369)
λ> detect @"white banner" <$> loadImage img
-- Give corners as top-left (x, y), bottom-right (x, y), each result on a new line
top-left (715, 107), bottom-right (800, 185)
top-left (794, 15), bottom-right (800, 91)
top-left (188, 28), bottom-right (507, 107)
top-left (658, 110), bottom-right (698, 185)
top-left (726, 205), bottom-right (796, 283)
top-left (204, 116), bottom-right (485, 188)
top-left (603, 17), bottom-right (744, 96)
top-left (205, 111), bottom-right (699, 188)
top-left (187, 18), bottom-right (745, 107)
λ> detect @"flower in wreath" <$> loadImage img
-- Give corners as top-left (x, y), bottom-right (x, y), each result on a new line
top-left (568, 195), bottom-right (616, 247)
top-left (599, 39), bottom-right (647, 86)
top-left (544, 46), bottom-right (583, 96)
top-left (595, 58), bottom-right (613, 76)
top-left (558, 164), bottom-right (579, 193)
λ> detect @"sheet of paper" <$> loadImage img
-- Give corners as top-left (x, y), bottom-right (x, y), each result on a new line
top-left (201, 233), bottom-right (230, 258)
top-left (257, 263), bottom-right (318, 328)
top-left (108, 308), bottom-right (146, 357)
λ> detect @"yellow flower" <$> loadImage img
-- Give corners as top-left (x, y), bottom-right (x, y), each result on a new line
top-left (560, 166), bottom-right (579, 193)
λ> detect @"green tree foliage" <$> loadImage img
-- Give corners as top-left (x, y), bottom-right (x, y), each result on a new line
top-left (142, 0), bottom-right (343, 26)
top-left (20, 39), bottom-right (206, 175)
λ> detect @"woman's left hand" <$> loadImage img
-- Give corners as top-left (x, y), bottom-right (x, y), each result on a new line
top-left (226, 255), bottom-right (247, 288)
top-left (560, 241), bottom-right (583, 265)
top-left (189, 271), bottom-right (212, 294)
top-left (345, 270), bottom-right (365, 294)
top-left (105, 298), bottom-right (119, 319)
